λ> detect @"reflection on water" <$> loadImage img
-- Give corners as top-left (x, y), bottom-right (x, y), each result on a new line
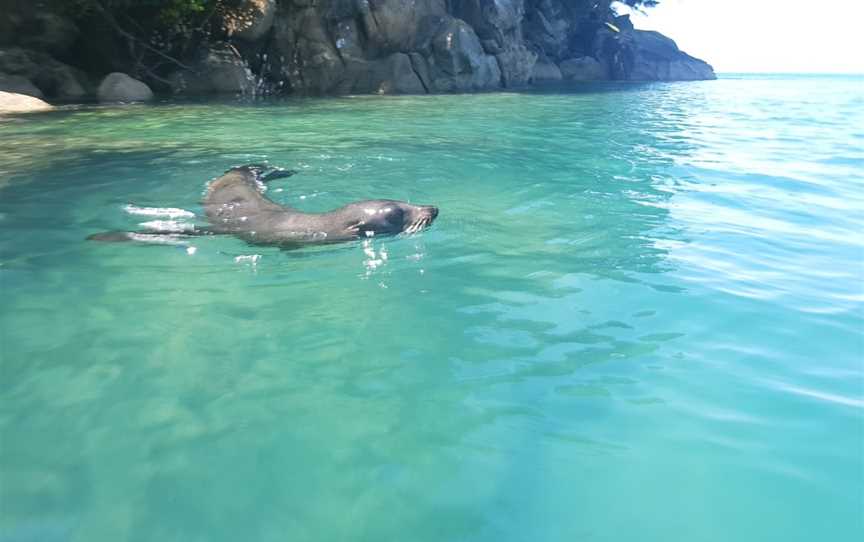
top-left (1, 76), bottom-right (863, 541)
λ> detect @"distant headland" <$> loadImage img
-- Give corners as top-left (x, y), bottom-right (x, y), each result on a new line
top-left (0, 0), bottom-right (715, 105)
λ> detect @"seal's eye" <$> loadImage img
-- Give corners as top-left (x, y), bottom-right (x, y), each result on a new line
top-left (384, 207), bottom-right (404, 224)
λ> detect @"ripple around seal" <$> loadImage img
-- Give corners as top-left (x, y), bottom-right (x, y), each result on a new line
top-left (1, 75), bottom-right (863, 541)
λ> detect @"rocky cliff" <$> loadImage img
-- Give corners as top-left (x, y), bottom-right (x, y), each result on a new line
top-left (0, 0), bottom-right (715, 100)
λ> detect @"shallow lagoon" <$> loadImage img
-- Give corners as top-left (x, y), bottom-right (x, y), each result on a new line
top-left (1, 75), bottom-right (862, 541)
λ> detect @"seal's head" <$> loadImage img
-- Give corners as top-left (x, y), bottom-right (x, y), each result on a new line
top-left (352, 200), bottom-right (439, 237)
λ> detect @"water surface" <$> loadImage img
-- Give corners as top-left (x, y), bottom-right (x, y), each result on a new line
top-left (1, 75), bottom-right (862, 541)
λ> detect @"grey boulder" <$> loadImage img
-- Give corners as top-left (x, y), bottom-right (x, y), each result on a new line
top-left (98, 73), bottom-right (154, 102)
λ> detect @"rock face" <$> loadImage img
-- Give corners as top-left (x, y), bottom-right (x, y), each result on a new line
top-left (0, 73), bottom-right (44, 98)
top-left (451, 0), bottom-right (536, 87)
top-left (426, 17), bottom-right (503, 92)
top-left (610, 30), bottom-right (716, 81)
top-left (531, 58), bottom-right (562, 83)
top-left (224, 0), bottom-right (714, 95)
top-left (0, 91), bottom-right (53, 114)
top-left (0, 47), bottom-right (91, 100)
top-left (0, 8), bottom-right (80, 56)
top-left (98, 73), bottom-right (154, 102)
top-left (170, 44), bottom-right (255, 95)
top-left (560, 56), bottom-right (607, 81)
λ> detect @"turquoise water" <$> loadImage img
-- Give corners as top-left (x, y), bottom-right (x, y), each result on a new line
top-left (1, 74), bottom-right (862, 541)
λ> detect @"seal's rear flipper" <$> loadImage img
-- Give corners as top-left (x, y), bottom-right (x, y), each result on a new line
top-left (230, 164), bottom-right (297, 183)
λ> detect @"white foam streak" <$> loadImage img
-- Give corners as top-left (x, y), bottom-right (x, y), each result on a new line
top-left (124, 204), bottom-right (195, 219)
top-left (126, 233), bottom-right (186, 246)
top-left (766, 379), bottom-right (864, 409)
top-left (234, 255), bottom-right (261, 265)
top-left (139, 220), bottom-right (195, 232)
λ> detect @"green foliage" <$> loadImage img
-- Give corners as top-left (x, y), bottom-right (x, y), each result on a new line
top-left (153, 0), bottom-right (213, 25)
top-left (40, 0), bottom-right (223, 84)
top-left (620, 0), bottom-right (660, 8)
top-left (52, 0), bottom-right (218, 26)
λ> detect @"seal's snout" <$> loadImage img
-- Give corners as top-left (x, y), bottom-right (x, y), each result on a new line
top-left (401, 204), bottom-right (439, 234)
top-left (418, 205), bottom-right (439, 226)
top-left (417, 205), bottom-right (438, 223)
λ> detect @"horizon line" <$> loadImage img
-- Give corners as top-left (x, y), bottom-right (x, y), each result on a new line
top-left (716, 71), bottom-right (864, 75)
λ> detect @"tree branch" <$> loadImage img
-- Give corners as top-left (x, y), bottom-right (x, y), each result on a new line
top-left (90, 0), bottom-right (197, 73)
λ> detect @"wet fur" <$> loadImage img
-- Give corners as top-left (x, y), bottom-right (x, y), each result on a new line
top-left (88, 165), bottom-right (439, 249)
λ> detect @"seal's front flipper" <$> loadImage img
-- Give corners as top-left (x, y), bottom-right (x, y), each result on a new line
top-left (261, 168), bottom-right (297, 183)
top-left (344, 221), bottom-right (362, 235)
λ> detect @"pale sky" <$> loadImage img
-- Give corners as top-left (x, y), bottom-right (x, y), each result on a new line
top-left (620, 0), bottom-right (864, 73)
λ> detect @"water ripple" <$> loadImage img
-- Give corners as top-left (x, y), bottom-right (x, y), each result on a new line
top-left (1, 75), bottom-right (862, 541)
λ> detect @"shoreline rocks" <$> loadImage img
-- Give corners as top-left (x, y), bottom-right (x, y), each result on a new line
top-left (0, 91), bottom-right (53, 114)
top-left (2, 2), bottom-right (716, 100)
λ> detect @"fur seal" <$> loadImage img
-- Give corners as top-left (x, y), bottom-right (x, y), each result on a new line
top-left (88, 165), bottom-right (439, 248)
